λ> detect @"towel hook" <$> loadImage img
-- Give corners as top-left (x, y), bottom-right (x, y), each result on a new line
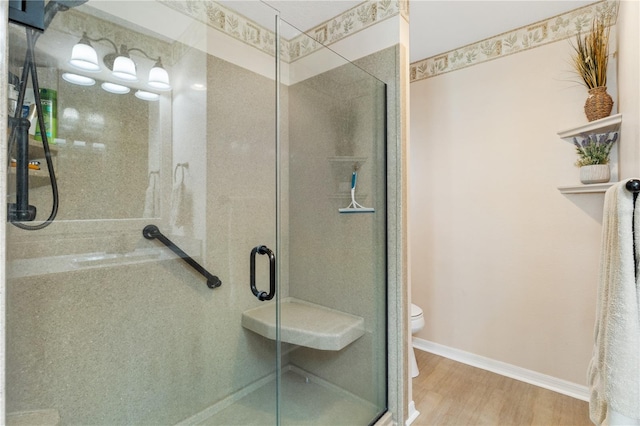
top-left (626, 179), bottom-right (640, 281)
top-left (626, 179), bottom-right (640, 196)
top-left (173, 162), bottom-right (189, 183)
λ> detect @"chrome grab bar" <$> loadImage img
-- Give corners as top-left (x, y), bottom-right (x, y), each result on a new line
top-left (250, 245), bottom-right (275, 301)
top-left (143, 225), bottom-right (222, 289)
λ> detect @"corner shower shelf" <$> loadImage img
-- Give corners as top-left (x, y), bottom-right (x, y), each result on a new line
top-left (8, 164), bottom-right (51, 182)
top-left (242, 297), bottom-right (365, 351)
top-left (8, 136), bottom-right (58, 173)
top-left (7, 137), bottom-right (59, 186)
top-left (328, 156), bottom-right (367, 164)
top-left (28, 136), bottom-right (59, 156)
top-left (557, 114), bottom-right (622, 194)
top-left (329, 157), bottom-right (368, 197)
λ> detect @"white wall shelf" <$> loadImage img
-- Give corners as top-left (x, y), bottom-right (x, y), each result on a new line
top-left (328, 156), bottom-right (367, 164)
top-left (557, 114), bottom-right (622, 194)
top-left (557, 113), bottom-right (622, 139)
top-left (557, 183), bottom-right (614, 194)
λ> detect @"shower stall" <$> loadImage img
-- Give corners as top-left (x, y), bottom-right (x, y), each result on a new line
top-left (3, 1), bottom-right (388, 424)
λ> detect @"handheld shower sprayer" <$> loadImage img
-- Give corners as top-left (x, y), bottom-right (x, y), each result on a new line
top-left (7, 0), bottom-right (87, 229)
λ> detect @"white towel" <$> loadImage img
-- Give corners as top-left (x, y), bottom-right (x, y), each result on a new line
top-left (588, 180), bottom-right (640, 425)
top-left (142, 171), bottom-right (159, 218)
top-left (170, 163), bottom-right (191, 229)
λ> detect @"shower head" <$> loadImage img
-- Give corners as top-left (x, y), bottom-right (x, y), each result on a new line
top-left (44, 0), bottom-right (88, 29)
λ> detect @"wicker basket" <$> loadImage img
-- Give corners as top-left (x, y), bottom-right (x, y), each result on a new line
top-left (584, 86), bottom-right (613, 122)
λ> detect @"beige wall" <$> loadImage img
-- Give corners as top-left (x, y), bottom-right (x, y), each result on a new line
top-left (409, 9), bottom-right (639, 385)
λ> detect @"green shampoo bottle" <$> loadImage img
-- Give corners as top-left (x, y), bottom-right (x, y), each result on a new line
top-left (35, 88), bottom-right (57, 142)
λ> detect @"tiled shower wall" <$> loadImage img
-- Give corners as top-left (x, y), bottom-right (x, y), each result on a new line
top-left (287, 48), bottom-right (390, 408)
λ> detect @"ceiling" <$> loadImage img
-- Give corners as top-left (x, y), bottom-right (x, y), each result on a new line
top-left (263, 0), bottom-right (597, 63)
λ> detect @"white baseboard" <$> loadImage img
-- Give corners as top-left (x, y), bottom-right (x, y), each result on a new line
top-left (413, 338), bottom-right (589, 402)
top-left (405, 400), bottom-right (420, 426)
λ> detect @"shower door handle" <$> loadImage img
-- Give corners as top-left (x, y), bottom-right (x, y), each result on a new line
top-left (250, 245), bottom-right (275, 301)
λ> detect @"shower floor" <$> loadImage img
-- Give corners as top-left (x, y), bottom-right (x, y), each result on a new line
top-left (194, 367), bottom-right (379, 425)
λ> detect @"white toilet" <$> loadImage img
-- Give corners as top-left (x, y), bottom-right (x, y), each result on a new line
top-left (410, 303), bottom-right (425, 378)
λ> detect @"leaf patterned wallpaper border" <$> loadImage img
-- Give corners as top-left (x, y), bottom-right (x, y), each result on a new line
top-left (287, 0), bottom-right (404, 62)
top-left (410, 0), bottom-right (618, 83)
top-left (159, 0), bottom-right (405, 64)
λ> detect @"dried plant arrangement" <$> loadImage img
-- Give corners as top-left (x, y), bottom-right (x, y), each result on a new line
top-left (571, 16), bottom-right (611, 89)
top-left (570, 16), bottom-right (614, 121)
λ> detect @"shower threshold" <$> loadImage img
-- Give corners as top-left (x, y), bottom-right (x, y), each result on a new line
top-left (179, 366), bottom-right (379, 425)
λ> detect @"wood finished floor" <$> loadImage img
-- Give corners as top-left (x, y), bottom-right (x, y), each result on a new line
top-left (412, 350), bottom-right (592, 426)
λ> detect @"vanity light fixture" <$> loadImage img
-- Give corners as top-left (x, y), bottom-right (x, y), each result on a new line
top-left (69, 32), bottom-right (171, 90)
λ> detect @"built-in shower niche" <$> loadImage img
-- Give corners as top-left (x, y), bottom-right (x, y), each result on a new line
top-left (241, 297), bottom-right (365, 350)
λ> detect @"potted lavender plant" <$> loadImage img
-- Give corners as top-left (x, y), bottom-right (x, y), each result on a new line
top-left (573, 132), bottom-right (618, 184)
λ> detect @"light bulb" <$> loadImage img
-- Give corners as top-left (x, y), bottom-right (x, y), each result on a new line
top-left (112, 55), bottom-right (137, 81)
top-left (148, 62), bottom-right (171, 91)
top-left (69, 35), bottom-right (100, 72)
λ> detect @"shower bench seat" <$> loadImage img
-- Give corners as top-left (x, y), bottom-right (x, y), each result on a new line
top-left (241, 297), bottom-right (365, 351)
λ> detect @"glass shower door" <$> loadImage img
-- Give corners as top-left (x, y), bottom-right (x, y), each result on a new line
top-left (5, 1), bottom-right (282, 424)
top-left (274, 18), bottom-right (388, 426)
